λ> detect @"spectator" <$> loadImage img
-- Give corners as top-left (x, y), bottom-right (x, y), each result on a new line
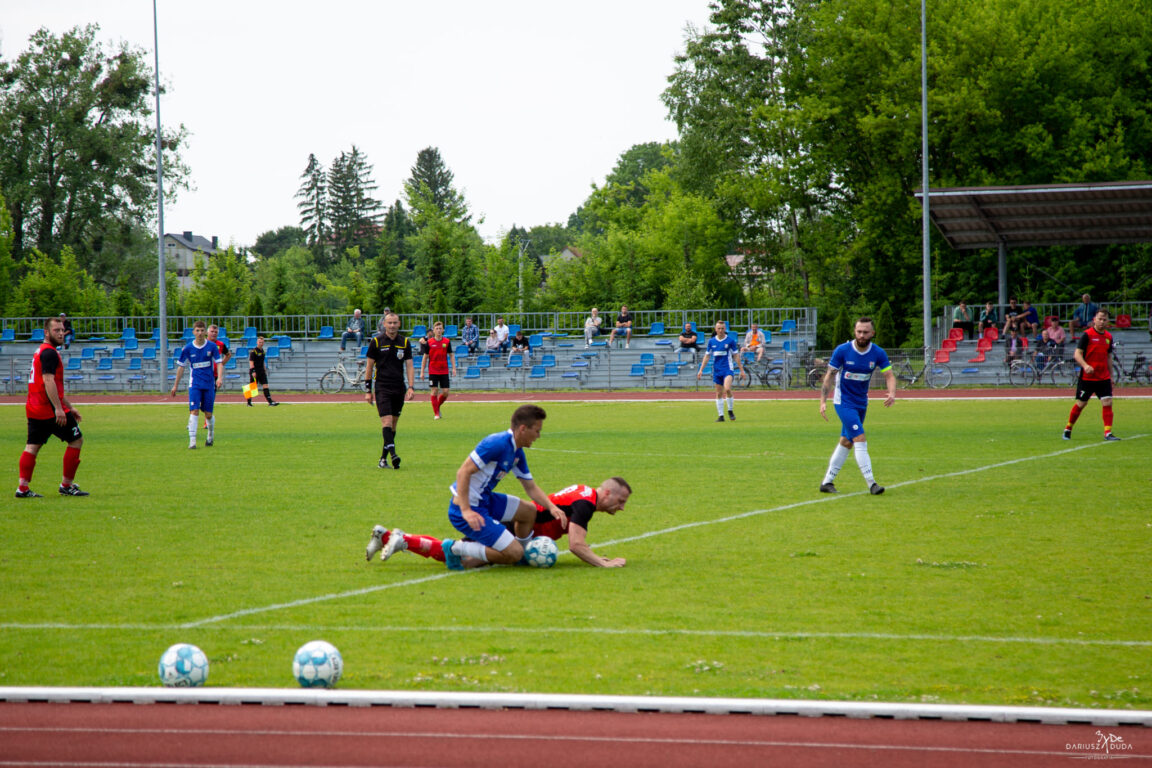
top-left (1070, 293), bottom-right (1098, 334)
top-left (742, 322), bottom-right (767, 362)
top-left (978, 301), bottom-right (999, 335)
top-left (583, 307), bottom-right (603, 348)
top-left (608, 305), bottom-right (633, 349)
top-left (509, 328), bottom-right (531, 360)
top-left (494, 317), bottom-right (510, 352)
top-left (678, 322), bottom-right (699, 361)
top-left (460, 317), bottom-right (479, 355)
top-left (1046, 318), bottom-right (1067, 359)
top-left (58, 313), bottom-right (74, 349)
top-left (341, 309), bottom-right (365, 352)
top-left (484, 329), bottom-right (501, 354)
top-left (1015, 300), bottom-right (1040, 338)
top-left (1001, 298), bottom-right (1021, 335)
top-left (951, 301), bottom-right (973, 339)
top-left (1004, 326), bottom-right (1025, 364)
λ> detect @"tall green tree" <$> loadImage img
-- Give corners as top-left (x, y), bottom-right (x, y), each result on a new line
top-left (0, 191), bottom-right (15, 313)
top-left (295, 154), bottom-right (326, 256)
top-left (184, 246), bottom-right (252, 316)
top-left (404, 147), bottom-right (469, 224)
top-left (6, 246), bottom-right (111, 317)
top-left (251, 226), bottom-right (306, 259)
top-left (326, 146), bottom-right (382, 264)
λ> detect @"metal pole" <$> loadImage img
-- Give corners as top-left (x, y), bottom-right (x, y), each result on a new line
top-left (153, 0), bottom-right (169, 389)
top-left (920, 0), bottom-right (932, 361)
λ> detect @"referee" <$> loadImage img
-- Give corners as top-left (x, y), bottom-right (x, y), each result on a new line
top-left (247, 335), bottom-right (279, 407)
top-left (364, 311), bottom-right (415, 469)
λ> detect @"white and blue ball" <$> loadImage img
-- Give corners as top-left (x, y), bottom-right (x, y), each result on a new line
top-left (293, 640), bottom-right (343, 688)
top-left (158, 643), bottom-right (209, 687)
top-left (524, 536), bottom-right (558, 569)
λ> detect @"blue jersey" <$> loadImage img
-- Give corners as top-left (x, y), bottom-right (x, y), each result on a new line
top-left (827, 340), bottom-right (891, 410)
top-left (450, 429), bottom-right (532, 508)
top-left (706, 334), bottom-right (740, 376)
top-left (178, 340), bottom-right (221, 390)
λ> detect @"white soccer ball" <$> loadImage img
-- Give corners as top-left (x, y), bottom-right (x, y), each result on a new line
top-left (158, 643), bottom-right (209, 687)
top-left (524, 536), bottom-right (558, 568)
top-left (293, 640), bottom-right (343, 688)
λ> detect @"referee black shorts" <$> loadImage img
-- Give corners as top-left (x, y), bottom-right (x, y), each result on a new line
top-left (374, 387), bottom-right (407, 418)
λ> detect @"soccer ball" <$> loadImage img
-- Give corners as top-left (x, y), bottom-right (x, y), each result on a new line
top-left (158, 643), bottom-right (209, 687)
top-left (293, 640), bottom-right (343, 688)
top-left (524, 536), bottom-right (558, 568)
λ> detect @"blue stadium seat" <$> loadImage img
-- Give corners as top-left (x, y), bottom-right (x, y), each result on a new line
top-left (540, 354), bottom-right (556, 368)
top-left (464, 366), bottom-right (482, 380)
top-left (1, 329), bottom-right (15, 342)
top-left (780, 319), bottom-right (796, 334)
top-left (444, 324), bottom-right (458, 339)
top-left (529, 365), bottom-right (547, 379)
top-left (476, 354), bottom-right (491, 369)
top-left (121, 328), bottom-right (136, 341)
top-left (318, 325), bottom-right (334, 339)
top-left (647, 322), bottom-right (665, 336)
top-left (411, 324), bottom-right (426, 339)
top-left (506, 354), bottom-right (524, 369)
top-left (30, 329), bottom-right (44, 343)
top-left (639, 353), bottom-right (655, 367)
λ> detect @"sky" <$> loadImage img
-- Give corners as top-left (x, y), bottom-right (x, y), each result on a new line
top-left (1, 1), bottom-right (714, 249)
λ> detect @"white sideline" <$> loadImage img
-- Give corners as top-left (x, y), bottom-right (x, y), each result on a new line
top-left (0, 686), bottom-right (1148, 726)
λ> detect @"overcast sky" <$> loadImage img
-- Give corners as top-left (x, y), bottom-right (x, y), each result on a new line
top-left (1, 1), bottom-right (712, 249)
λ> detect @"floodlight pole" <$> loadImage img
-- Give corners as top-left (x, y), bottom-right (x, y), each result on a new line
top-left (920, 0), bottom-right (932, 363)
top-left (153, 0), bottom-right (169, 385)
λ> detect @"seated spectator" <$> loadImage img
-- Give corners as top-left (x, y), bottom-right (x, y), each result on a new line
top-left (484, 329), bottom-right (501, 354)
top-left (678, 322), bottom-right (699, 360)
top-left (1015, 300), bottom-right (1040, 337)
top-left (608, 304), bottom-right (633, 348)
top-left (509, 329), bottom-right (531, 359)
top-left (742, 322), bottom-right (767, 362)
top-left (341, 308), bottom-right (365, 352)
top-left (1045, 318), bottom-right (1066, 358)
top-left (952, 301), bottom-right (973, 339)
top-left (59, 313), bottom-right (74, 349)
top-left (1070, 293), bottom-right (1098, 334)
top-left (460, 316), bottom-right (479, 354)
top-left (1001, 298), bottom-right (1021, 336)
top-left (1004, 327), bottom-right (1025, 364)
top-left (583, 307), bottom-right (602, 348)
top-left (978, 301), bottom-right (998, 334)
top-left (494, 317), bottom-right (510, 352)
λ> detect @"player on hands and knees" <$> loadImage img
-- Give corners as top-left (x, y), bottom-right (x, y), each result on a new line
top-left (367, 477), bottom-right (632, 568)
top-left (818, 317), bottom-right (897, 495)
top-left (1064, 309), bottom-right (1121, 441)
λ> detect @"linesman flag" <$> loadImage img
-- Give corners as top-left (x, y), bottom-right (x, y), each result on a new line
top-left (242, 381), bottom-right (258, 400)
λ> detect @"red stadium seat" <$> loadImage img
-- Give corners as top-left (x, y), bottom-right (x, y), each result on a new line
top-left (983, 326), bottom-right (999, 341)
top-left (967, 351), bottom-right (986, 363)
top-left (1116, 314), bottom-right (1132, 328)
top-left (933, 349), bottom-right (951, 363)
top-left (948, 327), bottom-right (964, 341)
top-left (976, 337), bottom-right (993, 352)
top-left (941, 338), bottom-right (957, 352)
top-left (1043, 314), bottom-right (1058, 329)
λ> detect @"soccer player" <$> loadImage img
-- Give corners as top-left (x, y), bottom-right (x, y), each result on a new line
top-left (203, 324), bottom-right (231, 428)
top-left (697, 319), bottom-right (744, 422)
top-left (419, 321), bottom-right (456, 420)
top-left (169, 320), bottom-right (223, 448)
top-left (16, 317), bottom-right (88, 497)
top-left (1064, 309), bottom-right (1120, 441)
top-left (367, 477), bottom-right (632, 568)
top-left (363, 311), bottom-right (415, 468)
top-left (818, 316), bottom-right (896, 495)
top-left (247, 335), bottom-right (279, 406)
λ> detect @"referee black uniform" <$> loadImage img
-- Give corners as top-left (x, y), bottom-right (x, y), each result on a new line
top-left (366, 330), bottom-right (413, 468)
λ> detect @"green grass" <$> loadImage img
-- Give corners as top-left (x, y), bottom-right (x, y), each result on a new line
top-left (1, 397), bottom-right (1150, 708)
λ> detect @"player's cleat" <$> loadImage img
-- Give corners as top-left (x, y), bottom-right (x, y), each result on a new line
top-left (1062, 428), bottom-right (1072, 440)
top-left (246, 400), bottom-right (253, 407)
top-left (59, 484), bottom-right (89, 496)
top-left (205, 436), bottom-right (213, 447)
top-left (441, 539), bottom-right (463, 571)
top-left (819, 482), bottom-right (838, 494)
top-left (391, 453), bottom-right (401, 469)
top-left (378, 457), bottom-right (390, 469)
top-left (366, 525), bottom-right (388, 561)
top-left (269, 401), bottom-right (280, 406)
top-left (189, 443), bottom-right (197, 450)
top-left (15, 488), bottom-right (42, 498)
top-left (715, 415), bottom-right (725, 422)
top-left (869, 483), bottom-right (885, 495)
top-left (381, 528), bottom-right (407, 561)
top-left (1104, 432), bottom-right (1121, 441)
top-left (433, 414), bottom-right (441, 420)
top-left (728, 410), bottom-right (736, 421)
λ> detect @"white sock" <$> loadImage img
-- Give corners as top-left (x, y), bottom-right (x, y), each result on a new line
top-left (207, 415), bottom-right (215, 438)
top-left (458, 540), bottom-right (488, 561)
top-left (823, 444), bottom-right (850, 484)
top-left (854, 442), bottom-right (875, 485)
top-left (187, 414), bottom-right (197, 443)
top-left (716, 398), bottom-right (724, 416)
top-left (726, 396), bottom-right (734, 411)
top-left (516, 534), bottom-right (533, 548)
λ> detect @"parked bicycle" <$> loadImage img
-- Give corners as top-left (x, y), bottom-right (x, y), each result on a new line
top-left (892, 356), bottom-right (952, 389)
top-left (319, 355), bottom-right (367, 393)
top-left (1008, 345), bottom-right (1076, 387)
top-left (806, 358), bottom-right (828, 389)
top-left (1111, 342), bottom-right (1151, 386)
top-left (736, 355), bottom-right (790, 389)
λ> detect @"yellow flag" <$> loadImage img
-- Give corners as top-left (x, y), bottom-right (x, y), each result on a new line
top-left (242, 381), bottom-right (258, 399)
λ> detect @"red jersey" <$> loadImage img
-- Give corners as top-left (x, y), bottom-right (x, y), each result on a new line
top-left (27, 342), bottom-right (67, 420)
top-left (211, 339), bottom-right (228, 376)
top-left (1076, 326), bottom-right (1113, 381)
top-left (424, 336), bottom-right (453, 375)
top-left (532, 483), bottom-right (599, 540)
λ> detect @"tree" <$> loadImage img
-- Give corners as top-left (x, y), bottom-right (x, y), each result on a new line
top-left (183, 246), bottom-right (252, 316)
top-left (294, 154), bottom-right (326, 255)
top-left (326, 146), bottom-right (382, 264)
top-left (404, 147), bottom-right (469, 224)
top-left (0, 25), bottom-right (188, 270)
top-left (6, 246), bottom-right (111, 317)
top-left (251, 225), bottom-right (306, 259)
top-left (0, 191), bottom-right (15, 313)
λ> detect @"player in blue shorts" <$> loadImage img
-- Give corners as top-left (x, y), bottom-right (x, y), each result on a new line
top-left (697, 319), bottom-right (744, 422)
top-left (439, 404), bottom-right (567, 570)
top-left (818, 316), bottom-right (896, 495)
top-left (169, 320), bottom-right (223, 449)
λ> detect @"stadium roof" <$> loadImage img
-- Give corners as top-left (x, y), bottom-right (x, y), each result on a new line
top-left (915, 181), bottom-right (1152, 250)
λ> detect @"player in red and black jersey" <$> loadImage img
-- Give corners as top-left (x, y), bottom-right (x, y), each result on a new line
top-left (419, 321), bottom-right (456, 420)
top-left (365, 477), bottom-right (632, 568)
top-left (17, 317), bottom-right (88, 497)
top-left (203, 324), bottom-right (232, 429)
top-left (1064, 309), bottom-right (1120, 441)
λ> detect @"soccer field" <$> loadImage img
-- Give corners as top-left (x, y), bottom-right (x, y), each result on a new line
top-left (1, 397), bottom-right (1149, 709)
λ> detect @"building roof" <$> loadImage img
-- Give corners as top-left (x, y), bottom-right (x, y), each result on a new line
top-left (165, 232), bottom-right (218, 253)
top-left (915, 180), bottom-right (1152, 250)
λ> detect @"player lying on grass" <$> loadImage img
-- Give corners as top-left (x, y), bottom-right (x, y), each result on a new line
top-left (365, 477), bottom-right (632, 568)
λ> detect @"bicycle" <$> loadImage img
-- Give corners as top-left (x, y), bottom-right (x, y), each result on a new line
top-left (1111, 342), bottom-right (1151, 386)
top-left (736, 354), bottom-right (790, 389)
top-left (806, 358), bottom-right (828, 389)
top-left (319, 355), bottom-right (367, 392)
top-left (892, 356), bottom-right (952, 389)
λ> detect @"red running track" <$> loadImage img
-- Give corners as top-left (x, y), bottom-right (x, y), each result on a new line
top-left (1, 702), bottom-right (1149, 767)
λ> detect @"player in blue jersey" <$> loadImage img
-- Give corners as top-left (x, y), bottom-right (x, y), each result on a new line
top-left (697, 319), bottom-right (745, 422)
top-left (818, 317), bottom-right (896, 495)
top-left (169, 320), bottom-right (223, 449)
top-left (437, 404), bottom-right (567, 570)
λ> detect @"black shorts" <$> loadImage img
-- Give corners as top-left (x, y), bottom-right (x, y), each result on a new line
top-left (250, 370), bottom-right (268, 386)
top-left (374, 387), bottom-right (407, 418)
top-left (27, 413), bottom-right (82, 446)
top-left (428, 373), bottom-right (450, 389)
top-left (1075, 377), bottom-right (1113, 401)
